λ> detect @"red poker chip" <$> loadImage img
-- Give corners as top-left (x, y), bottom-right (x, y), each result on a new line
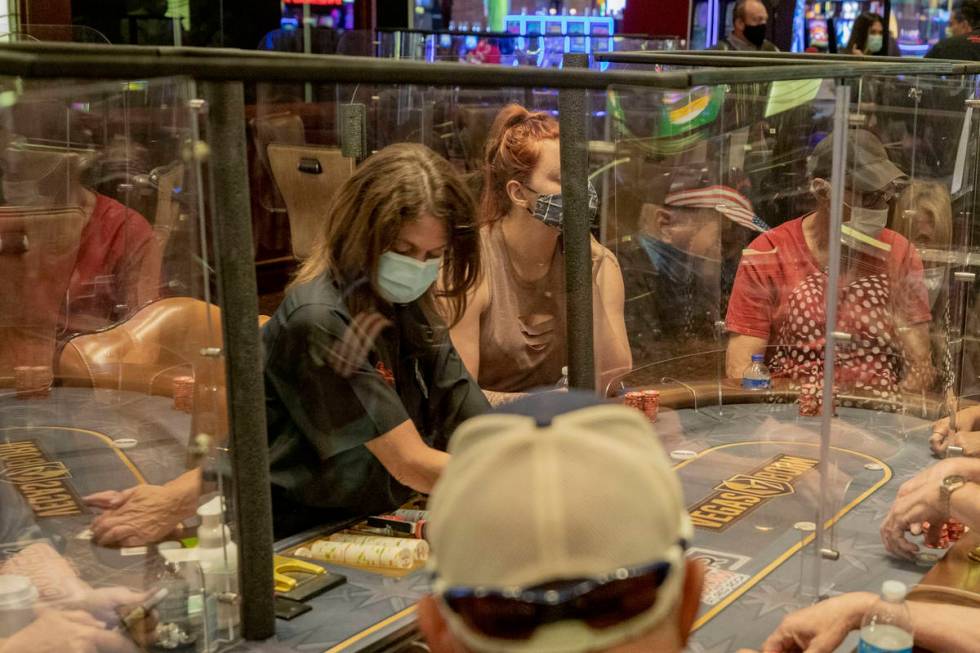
top-left (172, 375), bottom-right (195, 413)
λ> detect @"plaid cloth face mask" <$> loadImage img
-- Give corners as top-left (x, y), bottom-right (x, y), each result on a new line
top-left (525, 180), bottom-right (599, 232)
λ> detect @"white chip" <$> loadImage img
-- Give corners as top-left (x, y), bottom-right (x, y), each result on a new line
top-left (120, 546), bottom-right (148, 557)
top-left (864, 463), bottom-right (883, 471)
top-left (112, 438), bottom-right (138, 449)
top-left (794, 521), bottom-right (816, 532)
top-left (670, 449), bottom-right (698, 461)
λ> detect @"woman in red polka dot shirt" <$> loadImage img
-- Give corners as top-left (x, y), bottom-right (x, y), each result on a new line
top-left (725, 129), bottom-right (934, 401)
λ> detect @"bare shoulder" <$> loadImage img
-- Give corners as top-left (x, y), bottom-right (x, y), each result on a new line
top-left (590, 238), bottom-right (622, 273)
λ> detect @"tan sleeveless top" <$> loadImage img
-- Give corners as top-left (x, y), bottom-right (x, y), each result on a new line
top-left (478, 224), bottom-right (566, 392)
top-left (480, 217), bottom-right (620, 395)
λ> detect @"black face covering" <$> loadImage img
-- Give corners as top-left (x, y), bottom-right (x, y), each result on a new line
top-left (743, 23), bottom-right (767, 47)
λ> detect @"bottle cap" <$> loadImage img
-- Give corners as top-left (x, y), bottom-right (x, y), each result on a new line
top-left (751, 354), bottom-right (765, 362)
top-left (197, 495), bottom-right (224, 522)
top-left (882, 580), bottom-right (907, 601)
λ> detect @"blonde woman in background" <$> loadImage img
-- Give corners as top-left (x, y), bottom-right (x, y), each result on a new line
top-left (889, 181), bottom-right (953, 394)
top-left (889, 181), bottom-right (953, 314)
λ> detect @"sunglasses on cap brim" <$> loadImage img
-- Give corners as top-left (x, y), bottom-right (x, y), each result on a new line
top-left (438, 539), bottom-right (687, 641)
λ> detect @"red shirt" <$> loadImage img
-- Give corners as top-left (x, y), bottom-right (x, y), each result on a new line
top-left (468, 40), bottom-right (502, 64)
top-left (726, 216), bottom-right (931, 396)
top-left (65, 193), bottom-right (159, 333)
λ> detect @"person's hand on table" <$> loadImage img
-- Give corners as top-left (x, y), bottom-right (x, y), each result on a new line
top-left (880, 458), bottom-right (966, 559)
top-left (755, 592), bottom-right (876, 653)
top-left (0, 609), bottom-right (139, 653)
top-left (930, 405), bottom-right (980, 457)
top-left (929, 429), bottom-right (980, 458)
top-left (84, 484), bottom-right (185, 547)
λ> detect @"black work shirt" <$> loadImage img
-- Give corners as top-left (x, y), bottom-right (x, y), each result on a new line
top-left (926, 31), bottom-right (980, 61)
top-left (263, 274), bottom-right (489, 535)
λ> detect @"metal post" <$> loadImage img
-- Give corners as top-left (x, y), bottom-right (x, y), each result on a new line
top-left (882, 0), bottom-right (893, 55)
top-left (812, 79), bottom-right (851, 599)
top-left (200, 80), bottom-right (275, 641)
top-left (559, 53), bottom-right (595, 391)
top-left (303, 3), bottom-right (313, 103)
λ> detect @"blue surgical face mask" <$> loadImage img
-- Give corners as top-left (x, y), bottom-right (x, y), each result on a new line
top-left (525, 180), bottom-right (599, 232)
top-left (866, 34), bottom-right (883, 53)
top-left (377, 251), bottom-right (442, 304)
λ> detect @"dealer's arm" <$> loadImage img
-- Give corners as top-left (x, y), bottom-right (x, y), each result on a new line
top-left (85, 416), bottom-right (449, 548)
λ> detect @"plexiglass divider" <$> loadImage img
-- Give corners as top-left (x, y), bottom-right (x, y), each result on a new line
top-left (0, 44), bottom-right (974, 651)
top-left (813, 80), bottom-right (851, 601)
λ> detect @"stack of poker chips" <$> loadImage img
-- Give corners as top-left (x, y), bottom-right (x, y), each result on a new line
top-left (297, 539), bottom-right (415, 570)
top-left (13, 366), bottom-right (52, 400)
top-left (370, 513), bottom-right (428, 539)
top-left (798, 382), bottom-right (837, 417)
top-left (946, 518), bottom-right (967, 542)
top-left (393, 509), bottom-right (429, 522)
top-left (325, 533), bottom-right (429, 562)
top-left (172, 375), bottom-right (195, 413)
top-left (623, 390), bottom-right (660, 423)
top-left (926, 518), bottom-right (968, 548)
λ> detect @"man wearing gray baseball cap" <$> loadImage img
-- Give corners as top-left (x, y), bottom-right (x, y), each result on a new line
top-left (726, 128), bottom-right (934, 399)
top-left (416, 392), bottom-right (705, 653)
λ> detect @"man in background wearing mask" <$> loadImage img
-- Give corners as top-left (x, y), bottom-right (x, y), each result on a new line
top-left (725, 129), bottom-right (934, 398)
top-left (713, 0), bottom-right (779, 52)
top-left (926, 0), bottom-right (980, 60)
top-left (620, 166), bottom-right (767, 375)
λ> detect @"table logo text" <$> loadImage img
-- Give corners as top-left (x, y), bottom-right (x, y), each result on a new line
top-left (0, 440), bottom-right (85, 518)
top-left (689, 454), bottom-right (818, 531)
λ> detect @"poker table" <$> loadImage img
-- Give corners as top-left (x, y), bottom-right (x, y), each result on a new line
top-left (268, 389), bottom-right (949, 653)
top-left (1, 385), bottom-right (952, 652)
top-left (0, 386), bottom-right (190, 590)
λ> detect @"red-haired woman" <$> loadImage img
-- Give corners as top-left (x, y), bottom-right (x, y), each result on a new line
top-left (450, 104), bottom-right (631, 401)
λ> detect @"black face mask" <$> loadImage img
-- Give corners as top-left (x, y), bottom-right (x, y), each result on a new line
top-left (743, 23), bottom-right (767, 47)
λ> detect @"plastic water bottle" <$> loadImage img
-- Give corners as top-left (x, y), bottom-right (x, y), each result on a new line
top-left (741, 354), bottom-right (771, 390)
top-left (858, 581), bottom-right (914, 653)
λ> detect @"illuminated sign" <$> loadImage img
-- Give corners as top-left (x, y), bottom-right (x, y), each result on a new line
top-left (688, 454), bottom-right (818, 530)
top-left (285, 0), bottom-right (343, 5)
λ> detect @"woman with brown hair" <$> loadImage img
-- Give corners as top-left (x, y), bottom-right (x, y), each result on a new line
top-left (450, 104), bottom-right (631, 401)
top-left (844, 12), bottom-right (886, 56)
top-left (84, 143), bottom-right (490, 543)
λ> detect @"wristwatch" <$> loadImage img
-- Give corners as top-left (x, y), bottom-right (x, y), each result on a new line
top-left (940, 475), bottom-right (966, 519)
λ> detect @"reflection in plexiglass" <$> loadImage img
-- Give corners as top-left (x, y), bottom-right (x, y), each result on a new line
top-left (0, 77), bottom-right (240, 652)
top-left (601, 67), bottom-right (979, 647)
